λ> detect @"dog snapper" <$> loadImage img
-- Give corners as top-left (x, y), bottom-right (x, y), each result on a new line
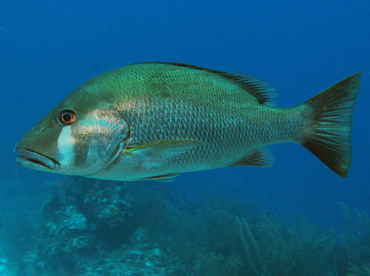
top-left (14, 62), bottom-right (361, 181)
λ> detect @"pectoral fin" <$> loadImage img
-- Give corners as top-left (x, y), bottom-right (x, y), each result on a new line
top-left (124, 139), bottom-right (204, 166)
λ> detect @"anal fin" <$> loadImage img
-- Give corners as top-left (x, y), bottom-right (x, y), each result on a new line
top-left (229, 148), bottom-right (275, 167)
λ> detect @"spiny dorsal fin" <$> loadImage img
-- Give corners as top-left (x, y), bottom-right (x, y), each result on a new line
top-left (134, 62), bottom-right (278, 106)
top-left (229, 148), bottom-right (275, 167)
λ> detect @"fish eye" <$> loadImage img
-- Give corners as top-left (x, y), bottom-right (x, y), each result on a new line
top-left (57, 110), bottom-right (76, 126)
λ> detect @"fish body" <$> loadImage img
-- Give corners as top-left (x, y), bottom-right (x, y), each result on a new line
top-left (14, 62), bottom-right (361, 181)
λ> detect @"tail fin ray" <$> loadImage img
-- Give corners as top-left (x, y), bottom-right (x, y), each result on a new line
top-left (302, 73), bottom-right (361, 177)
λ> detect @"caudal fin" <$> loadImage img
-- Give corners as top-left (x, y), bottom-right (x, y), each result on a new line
top-left (301, 73), bottom-right (361, 177)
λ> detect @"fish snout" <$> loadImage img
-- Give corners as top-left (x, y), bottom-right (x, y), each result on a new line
top-left (14, 148), bottom-right (60, 171)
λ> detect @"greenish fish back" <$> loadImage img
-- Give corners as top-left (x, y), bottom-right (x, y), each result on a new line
top-left (137, 62), bottom-right (279, 106)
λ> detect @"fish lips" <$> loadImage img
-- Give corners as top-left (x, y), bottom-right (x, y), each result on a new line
top-left (14, 149), bottom-right (60, 171)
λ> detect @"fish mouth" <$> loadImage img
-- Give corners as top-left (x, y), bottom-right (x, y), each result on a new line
top-left (14, 149), bottom-right (60, 171)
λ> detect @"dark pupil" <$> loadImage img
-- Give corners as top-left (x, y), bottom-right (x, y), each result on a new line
top-left (62, 113), bottom-right (72, 122)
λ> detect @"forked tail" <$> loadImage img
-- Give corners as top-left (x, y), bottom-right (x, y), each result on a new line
top-left (301, 73), bottom-right (361, 177)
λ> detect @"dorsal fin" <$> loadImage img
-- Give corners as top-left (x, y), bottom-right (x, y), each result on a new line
top-left (218, 72), bottom-right (278, 106)
top-left (134, 62), bottom-right (278, 106)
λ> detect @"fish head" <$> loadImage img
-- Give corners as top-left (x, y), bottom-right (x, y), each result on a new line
top-left (14, 84), bottom-right (130, 176)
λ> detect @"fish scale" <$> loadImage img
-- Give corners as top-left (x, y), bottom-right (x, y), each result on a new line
top-left (117, 67), bottom-right (300, 173)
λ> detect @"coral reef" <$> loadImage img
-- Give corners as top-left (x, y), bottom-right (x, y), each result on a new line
top-left (0, 212), bottom-right (36, 264)
top-left (347, 263), bottom-right (370, 276)
top-left (1, 177), bottom-right (370, 275)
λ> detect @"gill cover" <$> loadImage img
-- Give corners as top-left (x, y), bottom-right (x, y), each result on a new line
top-left (57, 105), bottom-right (129, 176)
top-left (15, 102), bottom-right (129, 177)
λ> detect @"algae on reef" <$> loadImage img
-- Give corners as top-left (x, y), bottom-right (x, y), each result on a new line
top-left (1, 177), bottom-right (370, 275)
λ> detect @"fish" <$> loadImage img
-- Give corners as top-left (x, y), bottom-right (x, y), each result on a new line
top-left (14, 62), bottom-right (361, 181)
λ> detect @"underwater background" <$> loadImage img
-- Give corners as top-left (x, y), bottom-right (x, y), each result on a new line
top-left (1, 1), bottom-right (370, 275)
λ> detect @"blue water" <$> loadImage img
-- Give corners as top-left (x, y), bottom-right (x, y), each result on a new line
top-left (1, 0), bottom-right (369, 274)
